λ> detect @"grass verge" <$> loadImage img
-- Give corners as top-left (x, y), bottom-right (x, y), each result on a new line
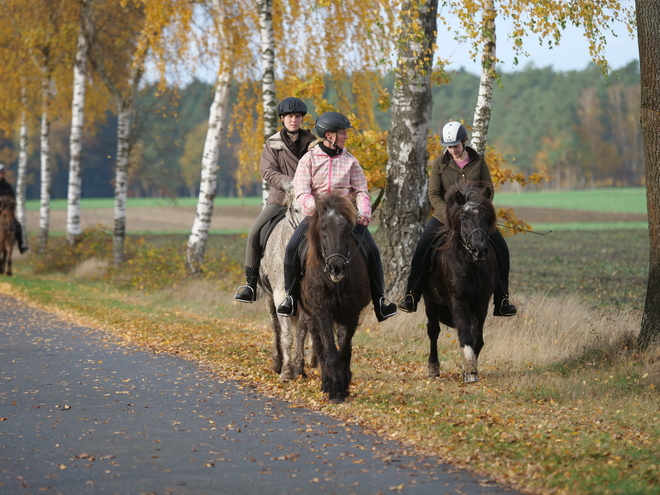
top-left (2, 231), bottom-right (659, 495)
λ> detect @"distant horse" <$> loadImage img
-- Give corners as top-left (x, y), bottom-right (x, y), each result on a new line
top-left (0, 196), bottom-right (17, 276)
top-left (259, 189), bottom-right (307, 381)
top-left (298, 193), bottom-right (371, 403)
top-left (424, 182), bottom-right (499, 383)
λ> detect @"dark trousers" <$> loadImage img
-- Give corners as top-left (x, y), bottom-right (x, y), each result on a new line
top-left (15, 220), bottom-right (26, 251)
top-left (283, 219), bottom-right (386, 307)
top-left (405, 218), bottom-right (511, 305)
top-left (244, 203), bottom-right (285, 279)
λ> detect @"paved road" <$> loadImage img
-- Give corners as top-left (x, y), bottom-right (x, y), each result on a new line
top-left (0, 295), bottom-right (519, 495)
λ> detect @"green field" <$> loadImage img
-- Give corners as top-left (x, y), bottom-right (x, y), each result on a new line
top-left (494, 187), bottom-right (647, 214)
top-left (24, 196), bottom-right (264, 211)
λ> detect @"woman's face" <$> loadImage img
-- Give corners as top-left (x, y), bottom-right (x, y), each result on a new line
top-left (282, 113), bottom-right (303, 132)
top-left (325, 128), bottom-right (349, 149)
top-left (447, 142), bottom-right (464, 159)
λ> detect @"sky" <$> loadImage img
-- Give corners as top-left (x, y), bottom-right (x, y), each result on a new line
top-left (437, 16), bottom-right (639, 75)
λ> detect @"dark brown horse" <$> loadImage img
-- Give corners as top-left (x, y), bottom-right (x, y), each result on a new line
top-left (424, 182), bottom-right (499, 383)
top-left (297, 193), bottom-right (370, 403)
top-left (0, 196), bottom-right (17, 276)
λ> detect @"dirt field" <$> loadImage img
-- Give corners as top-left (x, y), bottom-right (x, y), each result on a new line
top-left (24, 204), bottom-right (648, 233)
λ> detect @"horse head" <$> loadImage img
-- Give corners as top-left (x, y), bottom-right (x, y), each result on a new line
top-left (447, 182), bottom-right (497, 263)
top-left (309, 193), bottom-right (357, 282)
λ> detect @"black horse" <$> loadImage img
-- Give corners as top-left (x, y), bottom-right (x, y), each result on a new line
top-left (424, 182), bottom-right (499, 383)
top-left (297, 193), bottom-right (371, 403)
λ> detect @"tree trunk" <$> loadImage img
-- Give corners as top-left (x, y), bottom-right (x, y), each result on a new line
top-left (186, 0), bottom-right (232, 274)
top-left (16, 93), bottom-right (29, 248)
top-left (112, 99), bottom-right (132, 265)
top-left (377, 0), bottom-right (438, 297)
top-left (257, 0), bottom-right (276, 206)
top-left (470, 0), bottom-right (496, 156)
top-left (186, 67), bottom-right (232, 274)
top-left (66, 0), bottom-right (91, 245)
top-left (636, 0), bottom-right (660, 349)
top-left (38, 70), bottom-right (52, 253)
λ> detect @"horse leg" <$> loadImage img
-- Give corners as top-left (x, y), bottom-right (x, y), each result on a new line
top-left (456, 312), bottom-right (480, 383)
top-left (266, 298), bottom-right (284, 375)
top-left (6, 247), bottom-right (11, 276)
top-left (293, 315), bottom-right (308, 378)
top-left (337, 320), bottom-right (358, 399)
top-left (315, 316), bottom-right (343, 402)
top-left (278, 316), bottom-right (296, 381)
top-left (424, 299), bottom-right (441, 378)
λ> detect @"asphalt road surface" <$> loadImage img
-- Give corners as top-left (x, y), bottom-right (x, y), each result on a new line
top-left (0, 294), bottom-right (520, 495)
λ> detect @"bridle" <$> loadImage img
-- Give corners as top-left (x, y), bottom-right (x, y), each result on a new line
top-left (320, 223), bottom-right (366, 273)
top-left (460, 227), bottom-right (489, 255)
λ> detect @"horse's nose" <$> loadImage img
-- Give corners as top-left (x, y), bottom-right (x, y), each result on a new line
top-left (472, 246), bottom-right (487, 262)
top-left (328, 262), bottom-right (345, 282)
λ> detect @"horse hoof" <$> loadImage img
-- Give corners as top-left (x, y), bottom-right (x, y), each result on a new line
top-left (279, 367), bottom-right (294, 382)
top-left (427, 362), bottom-right (440, 378)
top-left (463, 373), bottom-right (479, 383)
top-left (329, 396), bottom-right (344, 404)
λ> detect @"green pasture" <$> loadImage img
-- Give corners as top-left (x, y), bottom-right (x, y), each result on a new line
top-left (24, 196), bottom-right (263, 211)
top-left (494, 187), bottom-right (647, 214)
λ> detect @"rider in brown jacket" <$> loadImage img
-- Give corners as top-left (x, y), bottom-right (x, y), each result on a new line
top-left (234, 97), bottom-right (317, 302)
top-left (398, 122), bottom-right (516, 317)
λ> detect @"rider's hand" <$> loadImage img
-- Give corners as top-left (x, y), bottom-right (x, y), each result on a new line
top-left (357, 215), bottom-right (370, 226)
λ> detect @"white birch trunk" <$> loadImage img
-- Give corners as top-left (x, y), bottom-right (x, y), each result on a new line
top-left (470, 0), bottom-right (496, 155)
top-left (37, 72), bottom-right (52, 253)
top-left (257, 0), bottom-right (277, 206)
top-left (377, 0), bottom-right (438, 296)
top-left (186, 0), bottom-right (232, 273)
top-left (16, 92), bottom-right (29, 247)
top-left (66, 3), bottom-right (90, 245)
top-left (112, 99), bottom-right (132, 265)
top-left (186, 67), bottom-right (231, 273)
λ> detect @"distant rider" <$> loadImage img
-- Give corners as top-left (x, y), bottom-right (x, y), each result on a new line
top-left (0, 163), bottom-right (29, 254)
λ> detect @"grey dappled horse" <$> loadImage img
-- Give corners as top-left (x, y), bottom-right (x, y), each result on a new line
top-left (259, 189), bottom-right (307, 381)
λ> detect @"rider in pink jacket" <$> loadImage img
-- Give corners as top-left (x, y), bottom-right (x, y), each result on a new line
top-left (276, 111), bottom-right (397, 322)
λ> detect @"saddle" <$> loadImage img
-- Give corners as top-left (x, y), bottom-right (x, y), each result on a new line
top-left (257, 210), bottom-right (286, 251)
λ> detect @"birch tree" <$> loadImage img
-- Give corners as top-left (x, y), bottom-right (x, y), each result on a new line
top-left (470, 0), bottom-right (496, 155)
top-left (16, 89), bottom-right (29, 248)
top-left (186, 0), bottom-right (233, 274)
top-left (636, 0), bottom-right (660, 349)
top-left (66, 0), bottom-right (93, 245)
top-left (257, 0), bottom-right (276, 205)
top-left (377, 0), bottom-right (438, 296)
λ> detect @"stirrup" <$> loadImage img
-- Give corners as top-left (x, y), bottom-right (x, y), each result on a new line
top-left (378, 296), bottom-right (397, 320)
top-left (397, 293), bottom-right (417, 313)
top-left (276, 295), bottom-right (296, 317)
top-left (234, 284), bottom-right (256, 303)
top-left (494, 297), bottom-right (517, 317)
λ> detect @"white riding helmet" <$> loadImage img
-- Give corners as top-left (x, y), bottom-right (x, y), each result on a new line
top-left (441, 122), bottom-right (468, 146)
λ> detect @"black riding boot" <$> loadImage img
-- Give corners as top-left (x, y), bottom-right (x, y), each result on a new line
top-left (276, 263), bottom-right (298, 317)
top-left (15, 220), bottom-right (28, 254)
top-left (234, 266), bottom-right (258, 303)
top-left (398, 276), bottom-right (423, 313)
top-left (490, 230), bottom-right (517, 317)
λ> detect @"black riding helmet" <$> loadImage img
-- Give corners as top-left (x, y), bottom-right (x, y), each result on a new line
top-left (277, 97), bottom-right (307, 117)
top-left (315, 111), bottom-right (352, 139)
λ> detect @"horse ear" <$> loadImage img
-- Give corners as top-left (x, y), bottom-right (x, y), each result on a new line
top-left (484, 187), bottom-right (493, 200)
top-left (454, 190), bottom-right (466, 206)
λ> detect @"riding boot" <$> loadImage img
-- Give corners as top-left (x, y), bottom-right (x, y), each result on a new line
top-left (370, 275), bottom-right (397, 322)
top-left (398, 276), bottom-right (423, 313)
top-left (234, 266), bottom-right (258, 303)
top-left (493, 286), bottom-right (517, 317)
top-left (15, 220), bottom-right (28, 254)
top-left (276, 263), bottom-right (298, 317)
top-left (490, 229), bottom-right (517, 317)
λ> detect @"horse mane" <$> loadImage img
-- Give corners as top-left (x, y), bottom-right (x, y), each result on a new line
top-left (0, 195), bottom-right (16, 212)
top-left (444, 182), bottom-right (496, 234)
top-left (306, 193), bottom-right (357, 268)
